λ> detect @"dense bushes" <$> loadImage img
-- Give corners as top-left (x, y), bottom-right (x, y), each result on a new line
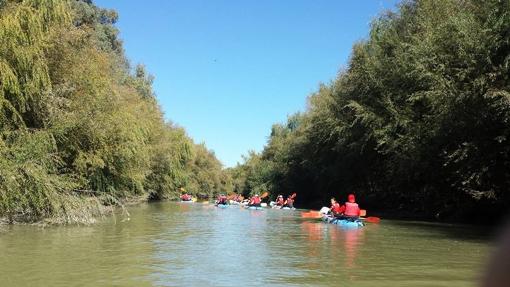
top-left (0, 0), bottom-right (227, 223)
top-left (231, 0), bottom-right (510, 222)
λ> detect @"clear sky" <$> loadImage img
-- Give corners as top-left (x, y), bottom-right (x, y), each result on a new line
top-left (95, 0), bottom-right (399, 167)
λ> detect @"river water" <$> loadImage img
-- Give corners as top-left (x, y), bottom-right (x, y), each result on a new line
top-left (0, 202), bottom-right (490, 287)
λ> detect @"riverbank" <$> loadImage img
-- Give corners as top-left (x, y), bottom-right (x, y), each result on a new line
top-left (0, 194), bottom-right (151, 226)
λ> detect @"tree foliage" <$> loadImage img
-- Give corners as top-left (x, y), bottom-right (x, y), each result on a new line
top-left (232, 0), bottom-right (510, 222)
top-left (0, 0), bottom-right (227, 223)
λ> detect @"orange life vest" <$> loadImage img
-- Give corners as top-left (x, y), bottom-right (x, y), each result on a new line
top-left (344, 202), bottom-right (360, 216)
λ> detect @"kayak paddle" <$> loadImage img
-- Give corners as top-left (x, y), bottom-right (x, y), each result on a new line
top-left (361, 216), bottom-right (381, 223)
top-left (301, 210), bottom-right (322, 219)
top-left (301, 207), bottom-right (381, 223)
top-left (359, 209), bottom-right (381, 223)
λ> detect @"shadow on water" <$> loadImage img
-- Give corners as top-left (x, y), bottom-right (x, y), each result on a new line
top-left (388, 220), bottom-right (494, 243)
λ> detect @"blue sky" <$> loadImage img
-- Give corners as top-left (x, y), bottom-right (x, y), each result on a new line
top-left (95, 0), bottom-right (400, 167)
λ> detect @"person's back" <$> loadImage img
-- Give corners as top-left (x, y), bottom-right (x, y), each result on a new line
top-left (344, 194), bottom-right (360, 217)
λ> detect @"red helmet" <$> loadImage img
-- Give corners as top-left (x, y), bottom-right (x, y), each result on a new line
top-left (348, 194), bottom-right (356, 203)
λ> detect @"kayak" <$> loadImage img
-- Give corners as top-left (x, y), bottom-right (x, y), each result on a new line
top-left (271, 205), bottom-right (295, 210)
top-left (216, 204), bottom-right (229, 209)
top-left (322, 215), bottom-right (364, 229)
top-left (281, 207), bottom-right (296, 210)
top-left (325, 217), bottom-right (364, 228)
top-left (248, 206), bottom-right (264, 210)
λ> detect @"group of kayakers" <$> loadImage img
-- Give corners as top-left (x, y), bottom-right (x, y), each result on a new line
top-left (181, 191), bottom-right (362, 219)
top-left (273, 194), bottom-right (295, 209)
top-left (209, 192), bottom-right (296, 209)
top-left (329, 194), bottom-right (361, 220)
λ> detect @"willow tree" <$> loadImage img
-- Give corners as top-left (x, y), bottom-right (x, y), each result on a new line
top-left (0, 0), bottom-right (87, 221)
top-left (0, 0), bottom-right (230, 223)
top-left (0, 0), bottom-right (70, 129)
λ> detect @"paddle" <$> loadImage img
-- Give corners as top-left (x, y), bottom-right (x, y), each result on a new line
top-left (301, 210), bottom-right (322, 219)
top-left (301, 206), bottom-right (330, 218)
top-left (301, 211), bottom-right (321, 219)
top-left (301, 208), bottom-right (381, 223)
top-left (359, 209), bottom-right (381, 223)
top-left (361, 217), bottom-right (381, 223)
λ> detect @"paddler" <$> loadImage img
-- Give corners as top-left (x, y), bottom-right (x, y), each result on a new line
top-left (343, 194), bottom-right (361, 220)
top-left (180, 193), bottom-right (192, 201)
top-left (283, 194), bottom-right (295, 208)
top-left (276, 195), bottom-right (285, 207)
top-left (216, 194), bottom-right (228, 205)
top-left (249, 194), bottom-right (261, 207)
top-left (330, 197), bottom-right (345, 217)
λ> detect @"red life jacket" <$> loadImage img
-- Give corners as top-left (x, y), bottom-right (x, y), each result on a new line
top-left (331, 202), bottom-right (343, 214)
top-left (277, 198), bottom-right (284, 206)
top-left (344, 202), bottom-right (360, 216)
top-left (251, 196), bottom-right (261, 204)
top-left (286, 198), bottom-right (294, 205)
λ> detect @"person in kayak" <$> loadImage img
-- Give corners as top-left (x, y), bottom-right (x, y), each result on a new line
top-left (330, 197), bottom-right (345, 217)
top-left (216, 194), bottom-right (228, 205)
top-left (283, 194), bottom-right (295, 208)
top-left (180, 193), bottom-right (192, 201)
top-left (249, 194), bottom-right (261, 207)
top-left (276, 195), bottom-right (285, 207)
top-left (343, 194), bottom-right (361, 220)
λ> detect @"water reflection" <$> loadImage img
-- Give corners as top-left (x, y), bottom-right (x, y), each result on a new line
top-left (0, 202), bottom-right (489, 287)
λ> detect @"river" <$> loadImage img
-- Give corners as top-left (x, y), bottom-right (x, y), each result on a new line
top-left (0, 202), bottom-right (490, 287)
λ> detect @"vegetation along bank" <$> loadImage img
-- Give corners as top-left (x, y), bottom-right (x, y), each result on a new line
top-left (0, 0), bottom-right (229, 224)
top-left (1, 0), bottom-right (509, 225)
top-left (228, 0), bottom-right (510, 224)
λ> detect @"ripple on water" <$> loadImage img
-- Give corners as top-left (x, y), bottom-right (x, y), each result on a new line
top-left (0, 202), bottom-right (490, 287)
